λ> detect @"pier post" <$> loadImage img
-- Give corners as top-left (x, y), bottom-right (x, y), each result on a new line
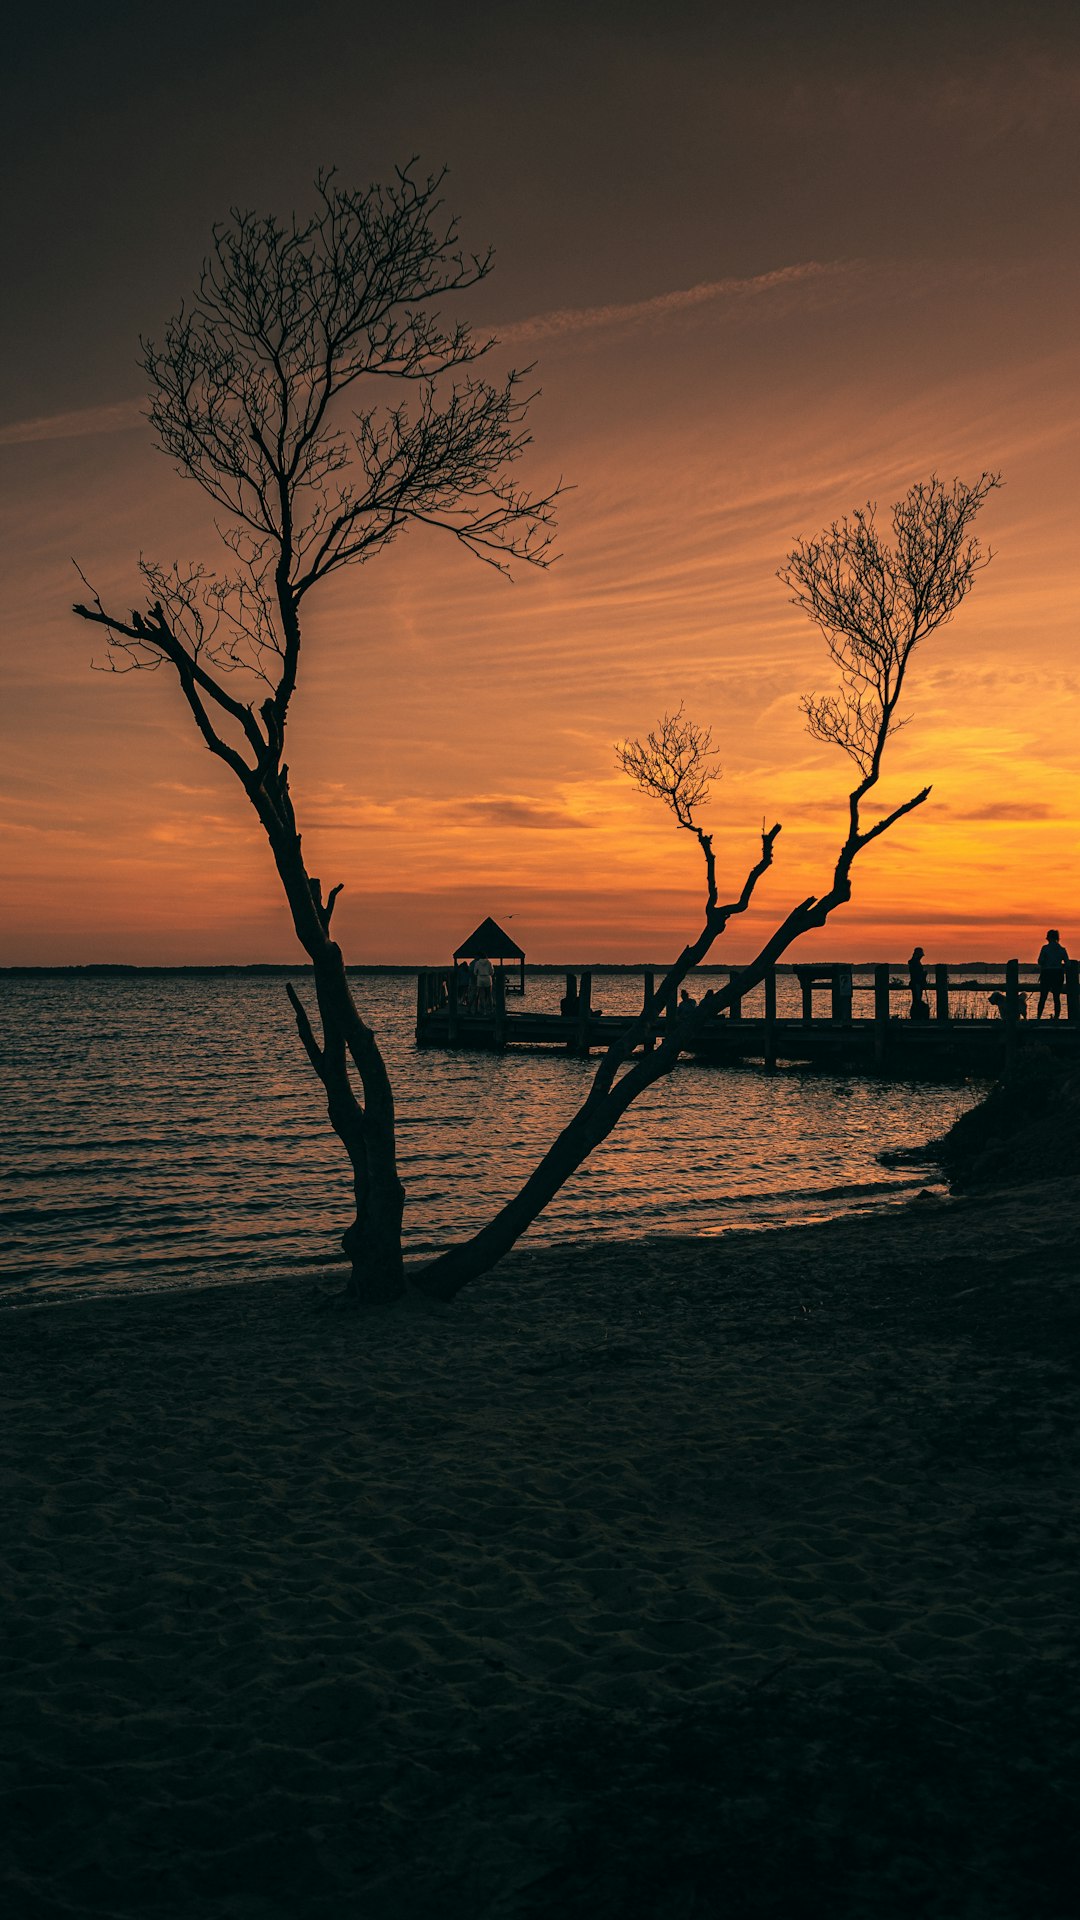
top-left (873, 965), bottom-right (890, 1067)
top-left (642, 970), bottom-right (655, 1051)
top-left (799, 972), bottom-right (813, 1026)
top-left (1066, 958), bottom-right (1080, 1025)
top-left (493, 968), bottom-right (507, 1050)
top-left (934, 964), bottom-right (950, 1023)
top-left (832, 967), bottom-right (853, 1027)
top-left (763, 966), bottom-right (777, 1068)
top-left (1004, 958), bottom-right (1020, 1069)
top-left (447, 966), bottom-right (459, 1045)
top-left (575, 970), bottom-right (593, 1056)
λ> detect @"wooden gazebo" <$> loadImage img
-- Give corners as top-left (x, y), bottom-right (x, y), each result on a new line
top-left (453, 917), bottom-right (526, 996)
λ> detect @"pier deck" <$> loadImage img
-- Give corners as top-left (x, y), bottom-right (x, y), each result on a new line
top-left (416, 961), bottom-right (1080, 1078)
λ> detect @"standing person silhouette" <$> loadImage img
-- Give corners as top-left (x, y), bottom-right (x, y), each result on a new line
top-left (908, 946), bottom-right (930, 1021)
top-left (1036, 929), bottom-right (1069, 1020)
top-left (471, 953), bottom-right (494, 1013)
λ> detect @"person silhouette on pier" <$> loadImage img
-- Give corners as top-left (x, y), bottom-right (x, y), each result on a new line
top-left (908, 946), bottom-right (930, 1021)
top-left (1036, 929), bottom-right (1068, 1020)
top-left (471, 954), bottom-right (494, 1013)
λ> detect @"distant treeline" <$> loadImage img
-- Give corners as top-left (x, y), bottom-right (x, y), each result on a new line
top-left (2, 961), bottom-right (1019, 978)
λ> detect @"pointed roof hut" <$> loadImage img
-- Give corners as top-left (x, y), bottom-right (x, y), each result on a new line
top-left (453, 916), bottom-right (526, 995)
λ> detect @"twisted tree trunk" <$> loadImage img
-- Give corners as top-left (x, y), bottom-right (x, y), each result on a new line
top-left (255, 769), bottom-right (407, 1304)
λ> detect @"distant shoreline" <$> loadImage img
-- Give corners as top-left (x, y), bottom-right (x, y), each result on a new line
top-left (0, 960), bottom-right (1041, 979)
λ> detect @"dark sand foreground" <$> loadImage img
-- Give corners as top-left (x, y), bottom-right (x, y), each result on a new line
top-left (3, 1182), bottom-right (1079, 1918)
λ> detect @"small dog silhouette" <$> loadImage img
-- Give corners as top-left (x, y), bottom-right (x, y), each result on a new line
top-left (988, 990), bottom-right (1027, 1020)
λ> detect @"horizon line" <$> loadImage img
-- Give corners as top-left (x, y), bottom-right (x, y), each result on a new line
top-left (0, 958), bottom-right (1045, 975)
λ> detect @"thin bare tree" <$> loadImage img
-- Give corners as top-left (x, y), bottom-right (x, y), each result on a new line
top-left (72, 166), bottom-right (998, 1302)
top-left (413, 472), bottom-right (1000, 1301)
top-left (74, 165), bottom-right (558, 1303)
top-left (786, 473), bottom-right (1000, 815)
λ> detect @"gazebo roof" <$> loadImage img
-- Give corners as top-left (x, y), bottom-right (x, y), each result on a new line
top-left (453, 916), bottom-right (525, 962)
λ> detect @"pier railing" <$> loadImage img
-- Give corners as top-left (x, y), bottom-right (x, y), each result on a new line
top-left (785, 960), bottom-right (1080, 1068)
top-left (415, 960), bottom-right (1080, 1071)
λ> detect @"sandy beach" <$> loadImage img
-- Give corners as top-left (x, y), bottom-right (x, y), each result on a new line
top-left (3, 1181), bottom-right (1079, 1918)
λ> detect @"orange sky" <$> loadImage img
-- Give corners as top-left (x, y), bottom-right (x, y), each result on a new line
top-left (2, 3), bottom-right (1078, 966)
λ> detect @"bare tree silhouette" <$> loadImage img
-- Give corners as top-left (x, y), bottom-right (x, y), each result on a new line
top-left (74, 165), bottom-right (558, 1303)
top-left (71, 167), bottom-right (998, 1302)
top-left (785, 473), bottom-right (1000, 796)
top-left (414, 475), bottom-right (1001, 1302)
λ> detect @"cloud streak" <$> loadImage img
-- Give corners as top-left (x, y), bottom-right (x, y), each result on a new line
top-left (0, 398), bottom-right (146, 447)
top-left (943, 800), bottom-right (1056, 822)
top-left (444, 797), bottom-right (592, 831)
top-left (0, 262), bottom-right (850, 446)
top-left (497, 259), bottom-right (852, 345)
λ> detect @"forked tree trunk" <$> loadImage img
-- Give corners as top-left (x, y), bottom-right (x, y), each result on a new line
top-left (412, 1046), bottom-right (674, 1301)
top-left (256, 775), bottom-right (408, 1304)
top-left (303, 943), bottom-right (408, 1304)
top-left (411, 871), bottom-right (861, 1302)
top-left (340, 1135), bottom-right (407, 1304)
top-left (251, 751), bottom-right (919, 1307)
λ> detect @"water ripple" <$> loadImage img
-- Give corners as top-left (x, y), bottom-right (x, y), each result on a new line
top-left (0, 975), bottom-right (975, 1303)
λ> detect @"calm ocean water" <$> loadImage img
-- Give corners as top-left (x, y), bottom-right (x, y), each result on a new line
top-left (0, 973), bottom-right (979, 1304)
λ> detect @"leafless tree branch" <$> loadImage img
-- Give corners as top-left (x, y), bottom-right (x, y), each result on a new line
top-left (616, 706), bottom-right (722, 907)
top-left (71, 163), bottom-right (562, 1304)
top-left (414, 474), bottom-right (1000, 1299)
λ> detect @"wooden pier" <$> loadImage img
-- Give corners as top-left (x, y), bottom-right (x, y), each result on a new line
top-left (416, 961), bottom-right (1080, 1078)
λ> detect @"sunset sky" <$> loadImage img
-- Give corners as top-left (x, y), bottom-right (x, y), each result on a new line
top-left (2, 0), bottom-right (1077, 966)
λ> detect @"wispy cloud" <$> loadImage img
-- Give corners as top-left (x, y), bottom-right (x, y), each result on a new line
top-left (307, 793), bottom-right (593, 834)
top-left (0, 398), bottom-right (145, 447)
top-left (498, 260), bottom-right (852, 345)
top-left (942, 800), bottom-right (1056, 822)
top-left (0, 262), bottom-right (851, 446)
top-left (446, 797), bottom-right (592, 831)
